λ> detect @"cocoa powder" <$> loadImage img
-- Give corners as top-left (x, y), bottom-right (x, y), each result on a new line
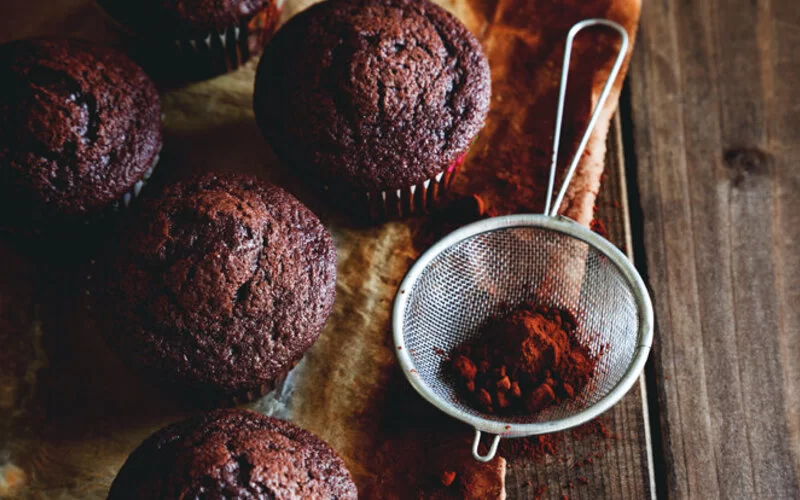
top-left (451, 303), bottom-right (596, 415)
top-left (440, 470), bottom-right (457, 487)
top-left (498, 418), bottom-right (618, 464)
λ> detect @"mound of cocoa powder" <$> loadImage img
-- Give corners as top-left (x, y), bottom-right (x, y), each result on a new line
top-left (451, 303), bottom-right (597, 414)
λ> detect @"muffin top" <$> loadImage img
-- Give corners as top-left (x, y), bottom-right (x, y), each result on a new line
top-left (109, 173), bottom-right (337, 398)
top-left (254, 0), bottom-right (491, 192)
top-left (100, 0), bottom-right (273, 34)
top-left (0, 38), bottom-right (161, 225)
top-left (108, 409), bottom-right (358, 499)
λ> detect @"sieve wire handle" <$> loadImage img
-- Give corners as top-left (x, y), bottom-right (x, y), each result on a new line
top-left (543, 19), bottom-right (630, 217)
top-left (472, 429), bottom-right (501, 462)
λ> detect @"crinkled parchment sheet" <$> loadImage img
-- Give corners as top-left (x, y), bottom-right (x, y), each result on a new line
top-left (0, 0), bottom-right (638, 498)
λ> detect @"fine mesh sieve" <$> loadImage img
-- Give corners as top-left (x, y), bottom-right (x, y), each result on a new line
top-left (392, 19), bottom-right (653, 462)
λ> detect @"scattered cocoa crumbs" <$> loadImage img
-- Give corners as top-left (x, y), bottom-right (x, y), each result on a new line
top-left (450, 302), bottom-right (597, 415)
top-left (412, 194), bottom-right (493, 252)
top-left (499, 418), bottom-right (617, 469)
top-left (590, 217), bottom-right (608, 238)
top-left (571, 419), bottom-right (614, 440)
top-left (440, 470), bottom-right (456, 487)
top-left (502, 434), bottom-right (560, 460)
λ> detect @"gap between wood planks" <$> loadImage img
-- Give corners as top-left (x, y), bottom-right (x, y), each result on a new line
top-left (619, 82), bottom-right (669, 500)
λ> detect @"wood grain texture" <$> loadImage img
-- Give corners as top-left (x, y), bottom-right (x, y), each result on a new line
top-left (628, 0), bottom-right (800, 497)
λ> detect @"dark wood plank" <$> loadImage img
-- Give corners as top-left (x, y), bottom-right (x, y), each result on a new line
top-left (504, 115), bottom-right (655, 500)
top-left (628, 0), bottom-right (800, 497)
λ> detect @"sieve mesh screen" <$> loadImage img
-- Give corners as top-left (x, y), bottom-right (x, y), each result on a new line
top-left (401, 226), bottom-right (640, 425)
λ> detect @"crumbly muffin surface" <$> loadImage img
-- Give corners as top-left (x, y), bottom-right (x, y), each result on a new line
top-left (108, 409), bottom-right (358, 499)
top-left (109, 173), bottom-right (337, 399)
top-left (255, 0), bottom-right (491, 191)
top-left (0, 38), bottom-right (161, 222)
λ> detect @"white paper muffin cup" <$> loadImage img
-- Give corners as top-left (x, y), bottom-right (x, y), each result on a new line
top-left (227, 360), bottom-right (298, 406)
top-left (108, 148), bottom-right (161, 213)
top-left (363, 152), bottom-right (466, 221)
top-left (96, 0), bottom-right (282, 79)
top-left (171, 1), bottom-right (281, 76)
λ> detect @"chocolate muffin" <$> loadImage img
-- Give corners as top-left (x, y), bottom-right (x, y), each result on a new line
top-left (98, 0), bottom-right (281, 79)
top-left (108, 409), bottom-right (358, 499)
top-left (0, 38), bottom-right (161, 231)
top-left (254, 0), bottom-right (491, 219)
top-left (107, 173), bottom-right (337, 403)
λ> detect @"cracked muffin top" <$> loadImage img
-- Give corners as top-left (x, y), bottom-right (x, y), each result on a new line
top-left (108, 409), bottom-right (358, 499)
top-left (99, 0), bottom-right (273, 34)
top-left (0, 38), bottom-right (161, 226)
top-left (254, 0), bottom-right (491, 192)
top-left (108, 173), bottom-right (337, 400)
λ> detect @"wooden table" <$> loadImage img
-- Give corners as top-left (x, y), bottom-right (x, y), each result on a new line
top-left (625, 0), bottom-right (800, 497)
top-left (1, 0), bottom-right (798, 498)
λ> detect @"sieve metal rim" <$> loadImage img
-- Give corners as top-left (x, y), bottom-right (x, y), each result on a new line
top-left (392, 214), bottom-right (653, 440)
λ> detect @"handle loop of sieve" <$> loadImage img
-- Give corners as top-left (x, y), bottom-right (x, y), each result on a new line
top-left (543, 19), bottom-right (630, 217)
top-left (471, 429), bottom-right (501, 462)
